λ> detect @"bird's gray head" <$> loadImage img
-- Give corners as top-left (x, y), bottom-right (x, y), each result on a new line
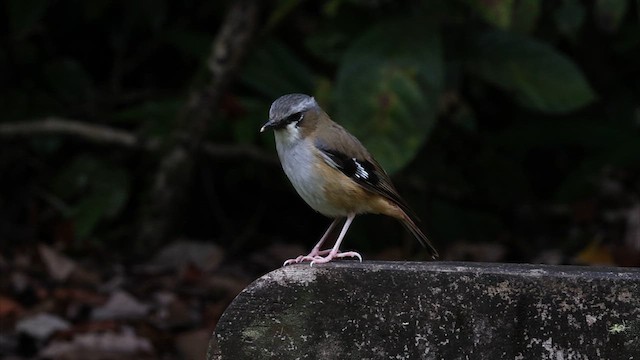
top-left (260, 93), bottom-right (318, 132)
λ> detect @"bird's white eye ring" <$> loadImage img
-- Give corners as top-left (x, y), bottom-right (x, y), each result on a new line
top-left (284, 112), bottom-right (303, 125)
top-left (295, 113), bottom-right (304, 126)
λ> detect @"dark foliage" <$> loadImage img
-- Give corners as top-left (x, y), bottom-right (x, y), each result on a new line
top-left (1, 1), bottom-right (639, 264)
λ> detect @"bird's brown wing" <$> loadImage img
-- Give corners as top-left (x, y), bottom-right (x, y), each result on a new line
top-left (313, 121), bottom-right (419, 221)
top-left (314, 120), bottom-right (439, 258)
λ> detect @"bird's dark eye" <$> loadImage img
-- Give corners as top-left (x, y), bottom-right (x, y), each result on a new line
top-left (285, 112), bottom-right (303, 124)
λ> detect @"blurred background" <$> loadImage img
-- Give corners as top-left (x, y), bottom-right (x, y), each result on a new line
top-left (1, 0), bottom-right (639, 359)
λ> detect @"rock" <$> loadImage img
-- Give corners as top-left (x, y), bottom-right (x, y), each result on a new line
top-left (209, 261), bottom-right (640, 359)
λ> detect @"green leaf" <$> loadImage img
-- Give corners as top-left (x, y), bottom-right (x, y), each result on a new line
top-left (469, 30), bottom-right (596, 113)
top-left (52, 155), bottom-right (130, 239)
top-left (594, 0), bottom-right (628, 33)
top-left (511, 0), bottom-right (541, 34)
top-left (554, 0), bottom-right (586, 41)
top-left (240, 40), bottom-right (316, 99)
top-left (72, 191), bottom-right (117, 239)
top-left (468, 0), bottom-right (514, 30)
top-left (265, 0), bottom-right (303, 30)
top-left (305, 28), bottom-right (351, 64)
top-left (335, 20), bottom-right (443, 173)
top-left (343, 19), bottom-right (444, 91)
top-left (7, 0), bottom-right (48, 39)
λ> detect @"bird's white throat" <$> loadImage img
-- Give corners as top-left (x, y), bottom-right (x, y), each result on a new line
top-left (274, 121), bottom-right (303, 148)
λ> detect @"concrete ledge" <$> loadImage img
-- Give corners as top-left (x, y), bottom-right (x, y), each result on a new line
top-left (208, 262), bottom-right (640, 359)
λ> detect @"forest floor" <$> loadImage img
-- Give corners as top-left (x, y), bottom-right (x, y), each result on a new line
top-left (1, 236), bottom-right (636, 360)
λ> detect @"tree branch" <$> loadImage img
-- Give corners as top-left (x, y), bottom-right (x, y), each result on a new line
top-left (0, 117), bottom-right (275, 163)
top-left (136, 0), bottom-right (261, 251)
top-left (179, 0), bottom-right (260, 144)
top-left (0, 117), bottom-right (149, 149)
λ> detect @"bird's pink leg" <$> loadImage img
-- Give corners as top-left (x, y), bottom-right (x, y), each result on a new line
top-left (283, 218), bottom-right (341, 266)
top-left (310, 214), bottom-right (362, 265)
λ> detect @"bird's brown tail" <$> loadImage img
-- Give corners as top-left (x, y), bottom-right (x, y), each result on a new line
top-left (401, 215), bottom-right (439, 259)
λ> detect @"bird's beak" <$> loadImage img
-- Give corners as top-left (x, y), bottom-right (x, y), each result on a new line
top-left (260, 120), bottom-right (274, 133)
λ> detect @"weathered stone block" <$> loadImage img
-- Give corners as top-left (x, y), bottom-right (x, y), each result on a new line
top-left (209, 262), bottom-right (640, 359)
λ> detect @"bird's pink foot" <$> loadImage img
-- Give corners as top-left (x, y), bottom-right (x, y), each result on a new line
top-left (310, 251), bottom-right (362, 266)
top-left (283, 249), bottom-right (331, 266)
top-left (283, 250), bottom-right (361, 266)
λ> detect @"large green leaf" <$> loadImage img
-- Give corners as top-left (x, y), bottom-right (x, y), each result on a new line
top-left (469, 30), bottom-right (596, 113)
top-left (467, 0), bottom-right (514, 30)
top-left (343, 19), bottom-right (444, 91)
top-left (594, 0), bottom-right (628, 33)
top-left (511, 0), bottom-right (541, 34)
top-left (334, 20), bottom-right (443, 174)
top-left (52, 155), bottom-right (131, 239)
top-left (554, 0), bottom-right (586, 41)
top-left (240, 40), bottom-right (316, 99)
top-left (7, 0), bottom-right (48, 39)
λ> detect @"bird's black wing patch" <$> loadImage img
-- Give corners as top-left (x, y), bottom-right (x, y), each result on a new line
top-left (319, 148), bottom-right (380, 186)
top-left (316, 146), bottom-right (418, 218)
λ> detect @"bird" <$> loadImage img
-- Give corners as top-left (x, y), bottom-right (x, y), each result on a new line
top-left (260, 93), bottom-right (438, 265)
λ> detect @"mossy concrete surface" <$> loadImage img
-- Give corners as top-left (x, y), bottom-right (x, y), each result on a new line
top-left (209, 261), bottom-right (639, 360)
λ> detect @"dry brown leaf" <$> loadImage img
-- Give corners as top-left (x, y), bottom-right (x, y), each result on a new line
top-left (40, 328), bottom-right (154, 359)
top-left (91, 291), bottom-right (149, 320)
top-left (38, 244), bottom-right (76, 282)
top-left (0, 296), bottom-right (23, 317)
top-left (175, 329), bottom-right (211, 360)
top-left (146, 240), bottom-right (224, 273)
top-left (16, 313), bottom-right (70, 340)
top-left (574, 239), bottom-right (615, 265)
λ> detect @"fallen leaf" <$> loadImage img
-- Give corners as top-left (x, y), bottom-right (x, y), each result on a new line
top-left (92, 291), bottom-right (149, 320)
top-left (144, 240), bottom-right (224, 273)
top-left (53, 288), bottom-right (106, 306)
top-left (0, 296), bottom-right (24, 330)
top-left (0, 296), bottom-right (23, 317)
top-left (16, 313), bottom-right (70, 340)
top-left (56, 320), bottom-right (119, 337)
top-left (150, 293), bottom-right (198, 329)
top-left (40, 327), bottom-right (154, 359)
top-left (38, 245), bottom-right (76, 282)
top-left (574, 239), bottom-right (615, 265)
top-left (175, 329), bottom-right (211, 360)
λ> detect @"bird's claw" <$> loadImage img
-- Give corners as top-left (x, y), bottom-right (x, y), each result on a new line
top-left (283, 255), bottom-right (306, 266)
top-left (310, 251), bottom-right (362, 266)
top-left (283, 251), bottom-right (362, 266)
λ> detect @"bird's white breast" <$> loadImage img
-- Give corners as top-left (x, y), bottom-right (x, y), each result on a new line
top-left (274, 129), bottom-right (346, 217)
